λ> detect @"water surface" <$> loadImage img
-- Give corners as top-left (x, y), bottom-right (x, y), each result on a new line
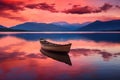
top-left (0, 32), bottom-right (120, 80)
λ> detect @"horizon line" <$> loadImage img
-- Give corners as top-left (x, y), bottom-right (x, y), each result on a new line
top-left (1, 19), bottom-right (120, 28)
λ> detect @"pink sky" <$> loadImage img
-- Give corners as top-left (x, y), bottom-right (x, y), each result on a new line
top-left (0, 0), bottom-right (120, 27)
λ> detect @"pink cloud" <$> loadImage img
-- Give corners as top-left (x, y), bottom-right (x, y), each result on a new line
top-left (25, 3), bottom-right (58, 12)
top-left (62, 3), bottom-right (113, 14)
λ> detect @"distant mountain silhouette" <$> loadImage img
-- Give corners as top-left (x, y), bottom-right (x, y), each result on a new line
top-left (10, 22), bottom-right (91, 31)
top-left (51, 21), bottom-right (70, 26)
top-left (0, 25), bottom-right (11, 31)
top-left (0, 20), bottom-right (120, 32)
top-left (79, 20), bottom-right (120, 31)
top-left (51, 21), bottom-right (90, 30)
top-left (0, 25), bottom-right (26, 32)
top-left (11, 22), bottom-right (79, 31)
top-left (0, 25), bottom-right (6, 28)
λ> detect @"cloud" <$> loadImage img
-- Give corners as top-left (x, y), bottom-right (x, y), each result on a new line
top-left (0, 0), bottom-right (119, 22)
top-left (0, 0), bottom-right (24, 12)
top-left (25, 3), bottom-right (58, 12)
top-left (100, 3), bottom-right (113, 11)
top-left (62, 3), bottom-right (113, 14)
top-left (116, 5), bottom-right (120, 9)
top-left (63, 6), bottom-right (101, 14)
top-left (0, 12), bottom-right (26, 21)
top-left (0, 0), bottom-right (57, 12)
top-left (0, 1), bottom-right (58, 20)
top-left (0, 0), bottom-right (26, 21)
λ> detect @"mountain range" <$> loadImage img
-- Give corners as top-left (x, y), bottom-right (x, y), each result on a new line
top-left (0, 25), bottom-right (5, 28)
top-left (79, 20), bottom-right (120, 31)
top-left (0, 25), bottom-right (14, 31)
top-left (0, 20), bottom-right (120, 31)
top-left (10, 21), bottom-right (90, 31)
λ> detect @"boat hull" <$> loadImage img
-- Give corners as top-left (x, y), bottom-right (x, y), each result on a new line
top-left (41, 44), bottom-right (71, 53)
top-left (40, 40), bottom-right (71, 53)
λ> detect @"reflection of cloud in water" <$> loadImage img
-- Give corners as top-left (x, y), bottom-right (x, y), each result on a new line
top-left (0, 36), bottom-right (40, 53)
top-left (0, 50), bottom-right (47, 62)
top-left (0, 51), bottom-right (26, 61)
top-left (0, 36), bottom-right (120, 53)
top-left (0, 33), bottom-right (120, 80)
top-left (0, 36), bottom-right (120, 63)
top-left (26, 53), bottom-right (47, 59)
top-left (0, 36), bottom-right (120, 80)
top-left (70, 48), bottom-right (120, 61)
top-left (70, 40), bottom-right (120, 53)
top-left (0, 48), bottom-right (120, 63)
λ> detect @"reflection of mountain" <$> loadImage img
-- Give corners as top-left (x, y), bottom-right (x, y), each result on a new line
top-left (10, 33), bottom-right (120, 43)
top-left (40, 49), bottom-right (72, 66)
top-left (79, 20), bottom-right (120, 31)
top-left (0, 34), bottom-right (7, 38)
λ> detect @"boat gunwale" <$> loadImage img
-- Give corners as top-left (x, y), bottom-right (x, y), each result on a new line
top-left (40, 39), bottom-right (72, 46)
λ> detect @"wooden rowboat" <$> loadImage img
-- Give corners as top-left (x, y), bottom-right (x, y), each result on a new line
top-left (40, 39), bottom-right (72, 53)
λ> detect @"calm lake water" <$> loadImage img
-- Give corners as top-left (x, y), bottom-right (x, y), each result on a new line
top-left (0, 32), bottom-right (120, 80)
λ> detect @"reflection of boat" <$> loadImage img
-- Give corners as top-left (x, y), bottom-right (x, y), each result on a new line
top-left (40, 39), bottom-right (72, 53)
top-left (40, 49), bottom-right (72, 66)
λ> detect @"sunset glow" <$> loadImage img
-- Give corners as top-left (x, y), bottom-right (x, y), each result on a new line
top-left (0, 0), bottom-right (120, 27)
top-left (0, 33), bottom-right (120, 80)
